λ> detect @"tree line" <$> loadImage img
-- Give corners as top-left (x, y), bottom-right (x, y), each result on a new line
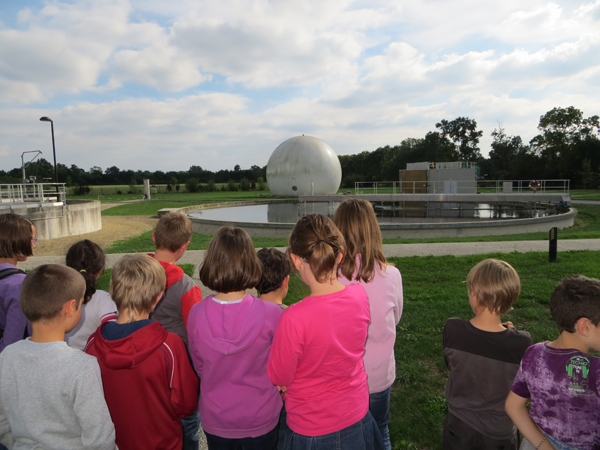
top-left (1, 106), bottom-right (598, 191)
top-left (340, 106), bottom-right (600, 189)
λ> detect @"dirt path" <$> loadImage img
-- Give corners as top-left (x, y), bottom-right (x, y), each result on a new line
top-left (33, 215), bottom-right (158, 256)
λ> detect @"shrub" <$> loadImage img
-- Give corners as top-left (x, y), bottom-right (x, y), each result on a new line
top-left (257, 177), bottom-right (267, 191)
top-left (240, 178), bottom-right (251, 191)
top-left (185, 178), bottom-right (200, 193)
top-left (227, 179), bottom-right (238, 191)
top-left (76, 184), bottom-right (91, 195)
top-left (166, 184), bottom-right (172, 193)
top-left (207, 179), bottom-right (216, 192)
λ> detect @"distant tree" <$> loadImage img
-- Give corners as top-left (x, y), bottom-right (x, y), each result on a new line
top-left (489, 126), bottom-right (538, 180)
top-left (207, 179), bottom-right (216, 192)
top-left (240, 178), bottom-right (251, 191)
top-left (257, 177), bottom-right (267, 191)
top-left (435, 117), bottom-right (483, 161)
top-left (580, 159), bottom-right (594, 189)
top-left (234, 164), bottom-right (241, 172)
top-left (227, 179), bottom-right (238, 191)
top-left (185, 178), bottom-right (200, 193)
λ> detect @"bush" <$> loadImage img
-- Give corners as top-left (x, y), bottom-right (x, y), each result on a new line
top-left (117, 190), bottom-right (122, 195)
top-left (227, 179), bottom-right (238, 191)
top-left (76, 184), bottom-right (91, 195)
top-left (207, 179), bottom-right (216, 192)
top-left (257, 177), bottom-right (267, 191)
top-left (240, 178), bottom-right (251, 191)
top-left (166, 184), bottom-right (172, 193)
top-left (185, 178), bottom-right (200, 193)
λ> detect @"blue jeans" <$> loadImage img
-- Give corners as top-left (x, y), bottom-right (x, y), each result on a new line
top-left (369, 387), bottom-right (391, 450)
top-left (277, 403), bottom-right (288, 450)
top-left (205, 424), bottom-right (279, 450)
top-left (181, 408), bottom-right (201, 450)
top-left (283, 411), bottom-right (384, 450)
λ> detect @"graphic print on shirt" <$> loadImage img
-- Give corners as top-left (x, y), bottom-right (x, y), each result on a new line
top-left (566, 355), bottom-right (594, 396)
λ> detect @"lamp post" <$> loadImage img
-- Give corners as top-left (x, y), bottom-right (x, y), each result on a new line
top-left (39, 117), bottom-right (58, 189)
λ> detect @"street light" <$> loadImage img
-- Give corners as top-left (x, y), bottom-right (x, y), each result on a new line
top-left (39, 116), bottom-right (58, 189)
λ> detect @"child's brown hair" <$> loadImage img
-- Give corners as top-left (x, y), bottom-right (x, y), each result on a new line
top-left (110, 254), bottom-right (166, 322)
top-left (199, 226), bottom-right (262, 293)
top-left (154, 213), bottom-right (193, 252)
top-left (20, 264), bottom-right (85, 323)
top-left (333, 199), bottom-right (387, 283)
top-left (551, 275), bottom-right (600, 333)
top-left (467, 258), bottom-right (520, 314)
top-left (256, 248), bottom-right (290, 295)
top-left (288, 214), bottom-right (346, 283)
top-left (0, 214), bottom-right (34, 259)
top-left (66, 239), bottom-right (105, 304)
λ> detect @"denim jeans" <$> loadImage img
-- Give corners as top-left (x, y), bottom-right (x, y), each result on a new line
top-left (181, 408), bottom-right (201, 450)
top-left (205, 424), bottom-right (279, 450)
top-left (277, 403), bottom-right (288, 450)
top-left (283, 411), bottom-right (384, 450)
top-left (369, 387), bottom-right (391, 450)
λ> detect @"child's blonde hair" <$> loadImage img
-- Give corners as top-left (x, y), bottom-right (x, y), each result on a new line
top-left (199, 226), bottom-right (262, 293)
top-left (110, 254), bottom-right (166, 322)
top-left (467, 258), bottom-right (520, 314)
top-left (288, 214), bottom-right (346, 283)
top-left (333, 199), bottom-right (387, 283)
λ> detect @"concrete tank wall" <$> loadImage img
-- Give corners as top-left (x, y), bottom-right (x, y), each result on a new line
top-left (1, 200), bottom-right (102, 240)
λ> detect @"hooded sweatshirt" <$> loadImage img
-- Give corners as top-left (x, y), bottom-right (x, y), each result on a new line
top-left (187, 294), bottom-right (282, 439)
top-left (150, 256), bottom-right (202, 347)
top-left (85, 321), bottom-right (199, 450)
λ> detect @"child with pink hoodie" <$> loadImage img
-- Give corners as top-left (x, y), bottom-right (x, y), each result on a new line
top-left (187, 226), bottom-right (282, 449)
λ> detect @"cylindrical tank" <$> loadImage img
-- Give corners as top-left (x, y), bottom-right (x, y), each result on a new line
top-left (266, 136), bottom-right (342, 197)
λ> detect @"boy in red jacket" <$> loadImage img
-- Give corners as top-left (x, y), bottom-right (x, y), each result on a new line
top-left (86, 254), bottom-right (199, 450)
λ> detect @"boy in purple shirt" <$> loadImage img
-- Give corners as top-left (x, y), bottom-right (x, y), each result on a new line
top-left (506, 275), bottom-right (600, 450)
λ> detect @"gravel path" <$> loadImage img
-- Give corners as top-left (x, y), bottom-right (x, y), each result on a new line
top-left (33, 215), bottom-right (158, 256)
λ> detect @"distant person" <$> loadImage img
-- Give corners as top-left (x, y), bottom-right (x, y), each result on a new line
top-left (256, 247), bottom-right (290, 311)
top-left (85, 254), bottom-right (199, 450)
top-left (0, 264), bottom-right (115, 449)
top-left (443, 258), bottom-right (532, 450)
top-left (506, 275), bottom-right (600, 450)
top-left (65, 239), bottom-right (117, 350)
top-left (150, 212), bottom-right (202, 450)
top-left (334, 199), bottom-right (403, 450)
top-left (188, 226), bottom-right (282, 449)
top-left (0, 213), bottom-right (36, 353)
top-left (268, 214), bottom-right (383, 450)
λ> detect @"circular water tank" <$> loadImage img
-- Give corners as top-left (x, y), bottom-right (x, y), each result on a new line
top-left (266, 136), bottom-right (342, 197)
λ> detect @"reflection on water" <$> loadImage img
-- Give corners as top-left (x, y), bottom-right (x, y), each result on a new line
top-left (189, 201), bottom-right (566, 224)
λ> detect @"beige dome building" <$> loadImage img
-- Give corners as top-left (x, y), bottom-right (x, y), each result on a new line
top-left (266, 136), bottom-right (342, 197)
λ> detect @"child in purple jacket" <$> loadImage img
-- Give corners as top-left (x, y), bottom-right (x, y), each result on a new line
top-left (0, 214), bottom-right (36, 353)
top-left (187, 226), bottom-right (282, 450)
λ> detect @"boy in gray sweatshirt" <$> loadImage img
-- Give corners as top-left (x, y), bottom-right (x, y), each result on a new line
top-left (0, 264), bottom-right (115, 450)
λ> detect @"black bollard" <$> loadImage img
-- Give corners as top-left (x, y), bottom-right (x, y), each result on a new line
top-left (549, 227), bottom-right (557, 263)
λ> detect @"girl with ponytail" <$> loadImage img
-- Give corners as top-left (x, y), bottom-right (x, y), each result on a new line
top-left (268, 214), bottom-right (383, 450)
top-left (65, 240), bottom-right (117, 350)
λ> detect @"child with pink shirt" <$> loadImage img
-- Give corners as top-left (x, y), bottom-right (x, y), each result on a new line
top-left (268, 214), bottom-right (383, 450)
top-left (334, 199), bottom-right (403, 450)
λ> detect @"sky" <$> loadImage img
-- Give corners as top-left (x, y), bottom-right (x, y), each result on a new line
top-left (0, 0), bottom-right (599, 174)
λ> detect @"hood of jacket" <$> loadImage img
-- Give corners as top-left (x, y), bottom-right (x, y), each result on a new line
top-left (90, 321), bottom-right (169, 370)
top-left (197, 295), bottom-right (266, 356)
top-left (148, 254), bottom-right (183, 289)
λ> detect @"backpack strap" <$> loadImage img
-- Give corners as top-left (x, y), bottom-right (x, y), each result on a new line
top-left (0, 268), bottom-right (25, 281)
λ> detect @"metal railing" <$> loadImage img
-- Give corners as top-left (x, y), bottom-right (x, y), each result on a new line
top-left (354, 180), bottom-right (570, 195)
top-left (0, 183), bottom-right (67, 206)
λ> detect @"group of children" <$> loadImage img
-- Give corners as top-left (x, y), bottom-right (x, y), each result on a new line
top-left (0, 197), bottom-right (598, 450)
top-left (443, 259), bottom-right (600, 450)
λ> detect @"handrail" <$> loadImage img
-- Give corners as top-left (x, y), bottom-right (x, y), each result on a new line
top-left (0, 183), bottom-right (67, 205)
top-left (354, 180), bottom-right (570, 195)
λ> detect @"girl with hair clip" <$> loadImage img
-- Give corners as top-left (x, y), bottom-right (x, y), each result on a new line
top-left (334, 199), bottom-right (403, 450)
top-left (187, 226), bottom-right (283, 450)
top-left (0, 214), bottom-right (36, 353)
top-left (268, 214), bottom-right (384, 450)
top-left (65, 239), bottom-right (117, 350)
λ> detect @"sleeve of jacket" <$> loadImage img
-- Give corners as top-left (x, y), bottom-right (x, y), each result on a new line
top-left (268, 311), bottom-right (303, 387)
top-left (181, 285), bottom-right (202, 330)
top-left (73, 359), bottom-right (116, 450)
top-left (166, 334), bottom-right (199, 418)
top-left (0, 280), bottom-right (29, 353)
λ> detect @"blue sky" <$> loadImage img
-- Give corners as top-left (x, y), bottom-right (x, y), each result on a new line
top-left (0, 0), bottom-right (599, 173)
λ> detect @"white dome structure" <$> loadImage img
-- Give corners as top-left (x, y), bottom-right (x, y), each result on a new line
top-left (266, 136), bottom-right (342, 197)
